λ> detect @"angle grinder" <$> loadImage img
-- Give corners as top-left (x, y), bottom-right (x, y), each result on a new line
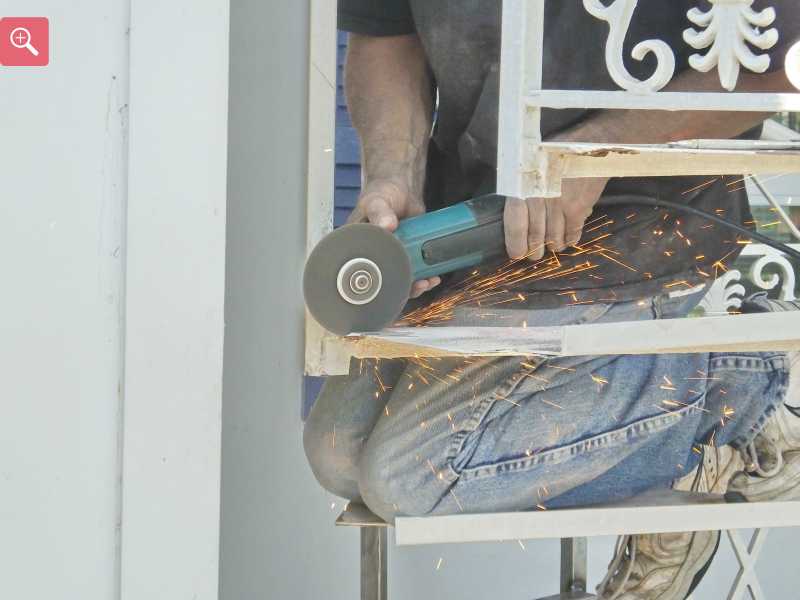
top-left (304, 192), bottom-right (800, 336)
top-left (303, 194), bottom-right (507, 335)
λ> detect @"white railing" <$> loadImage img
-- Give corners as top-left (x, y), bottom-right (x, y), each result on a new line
top-left (497, 0), bottom-right (800, 198)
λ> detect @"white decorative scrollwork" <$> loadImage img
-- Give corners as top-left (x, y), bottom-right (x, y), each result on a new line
top-left (787, 41), bottom-right (800, 91)
top-left (750, 254), bottom-right (797, 301)
top-left (684, 0), bottom-right (779, 91)
top-left (583, 0), bottom-right (676, 94)
top-left (700, 270), bottom-right (745, 315)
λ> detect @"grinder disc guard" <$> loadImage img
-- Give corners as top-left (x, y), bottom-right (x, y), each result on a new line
top-left (304, 223), bottom-right (413, 335)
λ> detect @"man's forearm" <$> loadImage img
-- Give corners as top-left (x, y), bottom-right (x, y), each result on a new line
top-left (560, 69), bottom-right (794, 145)
top-left (345, 33), bottom-right (434, 200)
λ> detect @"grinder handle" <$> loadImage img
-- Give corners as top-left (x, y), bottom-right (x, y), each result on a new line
top-left (394, 194), bottom-right (508, 280)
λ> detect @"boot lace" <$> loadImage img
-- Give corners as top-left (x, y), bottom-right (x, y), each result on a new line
top-left (596, 447), bottom-right (710, 599)
top-left (596, 535), bottom-right (637, 600)
top-left (741, 436), bottom-right (783, 478)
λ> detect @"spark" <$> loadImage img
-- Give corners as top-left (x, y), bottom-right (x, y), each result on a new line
top-left (664, 280), bottom-right (692, 289)
top-left (721, 405), bottom-right (736, 427)
top-left (498, 395), bottom-right (521, 408)
top-left (662, 399), bottom-right (710, 414)
top-left (518, 540), bottom-right (527, 551)
top-left (436, 558), bottom-right (444, 571)
top-left (584, 218), bottom-right (615, 234)
top-left (682, 178), bottom-right (718, 195)
top-left (449, 489), bottom-right (464, 512)
top-left (591, 374), bottom-right (609, 386)
top-left (544, 364), bottom-right (576, 372)
top-left (541, 398), bottom-right (564, 409)
top-left (332, 424), bottom-right (335, 449)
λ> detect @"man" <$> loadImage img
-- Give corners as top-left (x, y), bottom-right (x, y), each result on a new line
top-left (304, 1), bottom-right (800, 598)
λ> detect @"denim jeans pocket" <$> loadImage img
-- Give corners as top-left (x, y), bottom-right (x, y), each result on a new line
top-left (449, 388), bottom-right (707, 483)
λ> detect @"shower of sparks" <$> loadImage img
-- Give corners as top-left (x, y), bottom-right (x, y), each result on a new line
top-left (382, 180), bottom-right (769, 498)
top-left (396, 230), bottom-right (634, 326)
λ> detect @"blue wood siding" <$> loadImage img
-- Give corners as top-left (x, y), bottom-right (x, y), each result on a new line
top-left (334, 31), bottom-right (362, 226)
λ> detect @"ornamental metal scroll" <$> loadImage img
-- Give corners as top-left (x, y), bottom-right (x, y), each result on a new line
top-left (684, 0), bottom-right (779, 91)
top-left (583, 0), bottom-right (797, 93)
top-left (750, 252), bottom-right (798, 300)
top-left (698, 246), bottom-right (798, 315)
top-left (583, 0), bottom-right (675, 93)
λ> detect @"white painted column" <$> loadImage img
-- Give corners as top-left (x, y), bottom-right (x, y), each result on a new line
top-left (0, 2), bottom-right (129, 598)
top-left (120, 0), bottom-right (229, 599)
top-left (1, 1), bottom-right (229, 598)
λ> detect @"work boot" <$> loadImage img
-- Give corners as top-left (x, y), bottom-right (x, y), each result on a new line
top-left (727, 348), bottom-right (800, 502)
top-left (596, 445), bottom-right (743, 600)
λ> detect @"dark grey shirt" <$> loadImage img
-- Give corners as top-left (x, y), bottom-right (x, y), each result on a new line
top-left (339, 0), bottom-right (800, 308)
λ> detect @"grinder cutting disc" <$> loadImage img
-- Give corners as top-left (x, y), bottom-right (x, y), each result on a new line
top-left (304, 223), bottom-right (413, 336)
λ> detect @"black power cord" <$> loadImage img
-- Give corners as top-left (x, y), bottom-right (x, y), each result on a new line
top-left (597, 195), bottom-right (800, 262)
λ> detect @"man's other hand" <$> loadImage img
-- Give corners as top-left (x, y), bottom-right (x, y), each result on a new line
top-left (504, 178), bottom-right (608, 261)
top-left (348, 180), bottom-right (442, 298)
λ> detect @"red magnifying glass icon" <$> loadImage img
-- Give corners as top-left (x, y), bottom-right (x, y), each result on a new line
top-left (9, 27), bottom-right (39, 56)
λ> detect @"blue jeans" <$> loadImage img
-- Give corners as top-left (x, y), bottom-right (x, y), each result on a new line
top-left (303, 290), bottom-right (790, 522)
